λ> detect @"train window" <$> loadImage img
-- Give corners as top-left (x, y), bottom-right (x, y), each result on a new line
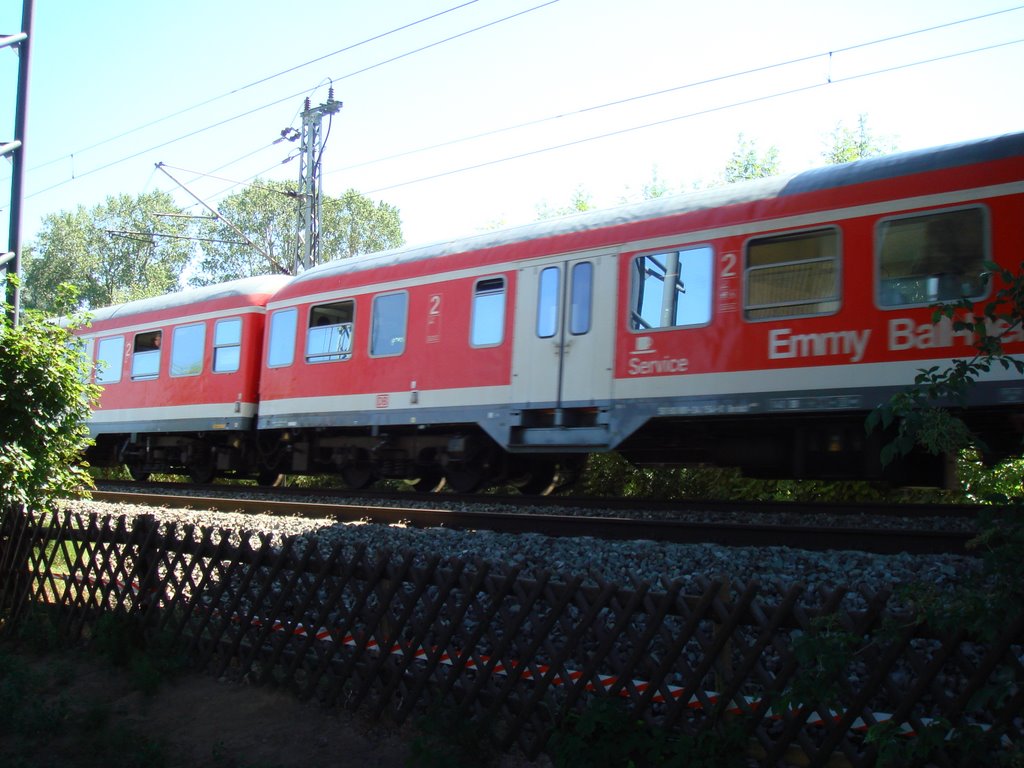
top-left (131, 331), bottom-right (162, 380)
top-left (267, 308), bottom-right (298, 367)
top-left (570, 261), bottom-right (594, 335)
top-left (876, 207), bottom-right (988, 307)
top-left (537, 267), bottom-right (560, 338)
top-left (171, 323), bottom-right (206, 377)
top-left (95, 336), bottom-right (124, 384)
top-left (370, 292), bottom-right (408, 357)
top-left (630, 246), bottom-right (713, 330)
top-left (306, 300), bottom-right (354, 363)
top-left (471, 277), bottom-right (506, 347)
top-left (744, 229), bottom-right (839, 320)
top-left (213, 318), bottom-right (242, 373)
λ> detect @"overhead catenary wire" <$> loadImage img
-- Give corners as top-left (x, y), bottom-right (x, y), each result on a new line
top-left (8, 3), bottom-right (1023, 213)
top-left (139, 18), bottom-right (1024, 209)
top-left (18, 0), bottom-right (563, 203)
top-left (25, 0), bottom-right (486, 174)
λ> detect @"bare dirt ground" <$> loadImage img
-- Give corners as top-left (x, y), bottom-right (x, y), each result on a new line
top-left (3, 645), bottom-right (551, 768)
top-left (8, 648), bottom-right (415, 767)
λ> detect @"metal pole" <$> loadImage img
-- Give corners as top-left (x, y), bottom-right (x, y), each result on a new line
top-left (5, 0), bottom-right (33, 326)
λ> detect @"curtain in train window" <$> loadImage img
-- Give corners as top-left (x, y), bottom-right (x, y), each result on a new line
top-left (877, 207), bottom-right (987, 307)
top-left (471, 277), bottom-right (506, 347)
top-left (213, 318), bottom-right (242, 373)
top-left (307, 300), bottom-right (355, 362)
top-left (370, 292), bottom-right (408, 357)
top-left (744, 229), bottom-right (839, 320)
top-left (171, 323), bottom-right (205, 377)
top-left (630, 246), bottom-right (713, 330)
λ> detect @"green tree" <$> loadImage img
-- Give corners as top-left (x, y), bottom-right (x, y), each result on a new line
top-left (23, 191), bottom-right (192, 313)
top-left (822, 114), bottom-right (896, 165)
top-left (0, 284), bottom-right (97, 510)
top-left (535, 186), bottom-right (595, 220)
top-left (189, 181), bottom-right (403, 286)
top-left (723, 133), bottom-right (780, 183)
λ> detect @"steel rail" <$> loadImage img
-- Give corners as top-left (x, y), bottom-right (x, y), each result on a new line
top-left (90, 490), bottom-right (976, 556)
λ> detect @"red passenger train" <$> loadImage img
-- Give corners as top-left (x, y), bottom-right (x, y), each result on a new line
top-left (80, 131), bottom-right (1024, 491)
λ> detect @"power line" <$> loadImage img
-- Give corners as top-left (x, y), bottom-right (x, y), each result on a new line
top-left (366, 36), bottom-right (1024, 194)
top-left (12, 2), bottom-right (1023, 211)
top-left (20, 0), bottom-right (563, 204)
top-left (333, 3), bottom-right (1024, 177)
top-left (135, 3), bottom-right (1024, 209)
top-left (27, 0), bottom-right (483, 173)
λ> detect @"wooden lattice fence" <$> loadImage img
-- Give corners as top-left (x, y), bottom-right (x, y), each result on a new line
top-left (0, 505), bottom-right (1020, 766)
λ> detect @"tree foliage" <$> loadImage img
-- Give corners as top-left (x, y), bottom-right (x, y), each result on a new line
top-left (535, 186), bottom-right (596, 220)
top-left (23, 191), bottom-right (192, 313)
top-left (723, 133), bottom-right (780, 183)
top-left (822, 114), bottom-right (896, 165)
top-left (189, 182), bottom-right (404, 286)
top-left (867, 260), bottom-right (1024, 466)
top-left (0, 283), bottom-right (97, 510)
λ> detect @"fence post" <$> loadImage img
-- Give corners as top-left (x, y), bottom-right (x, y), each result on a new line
top-left (130, 514), bottom-right (159, 628)
top-left (0, 503), bottom-right (33, 631)
top-left (713, 577), bottom-right (733, 694)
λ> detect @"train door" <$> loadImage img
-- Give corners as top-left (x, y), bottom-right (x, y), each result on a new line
top-left (511, 252), bottom-right (616, 413)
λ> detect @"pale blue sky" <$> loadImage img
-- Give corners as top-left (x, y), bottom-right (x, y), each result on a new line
top-left (1, 0), bottom-right (1022, 251)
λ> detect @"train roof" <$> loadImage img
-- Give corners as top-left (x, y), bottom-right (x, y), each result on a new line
top-left (86, 274), bottom-right (291, 324)
top-left (284, 130), bottom-right (1024, 292)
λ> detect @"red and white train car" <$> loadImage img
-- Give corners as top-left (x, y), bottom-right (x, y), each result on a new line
top-left (255, 131), bottom-right (1024, 490)
top-left (79, 131), bottom-right (1024, 490)
top-left (81, 275), bottom-right (290, 482)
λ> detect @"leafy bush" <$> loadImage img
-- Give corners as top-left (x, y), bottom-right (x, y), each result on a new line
top-left (0, 283), bottom-right (98, 511)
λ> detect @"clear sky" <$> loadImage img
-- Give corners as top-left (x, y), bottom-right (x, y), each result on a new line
top-left (1, 0), bottom-right (1022, 253)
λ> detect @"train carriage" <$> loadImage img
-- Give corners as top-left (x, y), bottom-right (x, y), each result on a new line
top-left (78, 131), bottom-right (1024, 491)
top-left (80, 275), bottom-right (290, 482)
top-left (254, 131), bottom-right (1024, 490)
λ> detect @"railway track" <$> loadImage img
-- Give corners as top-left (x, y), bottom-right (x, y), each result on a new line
top-left (90, 485), bottom-right (981, 556)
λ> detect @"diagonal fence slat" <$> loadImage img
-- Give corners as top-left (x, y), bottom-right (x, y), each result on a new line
top-left (0, 505), bottom-right (1020, 766)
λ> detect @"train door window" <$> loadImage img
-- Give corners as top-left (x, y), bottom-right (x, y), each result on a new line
top-left (630, 245), bottom-right (713, 330)
top-left (267, 308), bottom-right (297, 368)
top-left (471, 277), bottom-right (506, 347)
top-left (536, 267), bottom-right (560, 338)
top-left (876, 206), bottom-right (988, 307)
top-left (213, 317), bottom-right (242, 373)
top-left (95, 336), bottom-right (124, 384)
top-left (306, 300), bottom-right (354, 363)
top-left (744, 229), bottom-right (839, 320)
top-left (131, 330), bottom-right (162, 380)
top-left (370, 292), bottom-right (408, 357)
top-left (170, 323), bottom-right (206, 377)
top-left (570, 261), bottom-right (593, 335)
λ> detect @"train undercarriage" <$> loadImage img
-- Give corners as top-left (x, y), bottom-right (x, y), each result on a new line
top-left (87, 404), bottom-right (1023, 493)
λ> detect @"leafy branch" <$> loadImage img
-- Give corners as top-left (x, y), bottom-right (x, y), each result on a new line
top-left (866, 261), bottom-right (1024, 465)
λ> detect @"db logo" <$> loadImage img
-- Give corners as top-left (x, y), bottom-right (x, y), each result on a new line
top-left (632, 336), bottom-right (655, 355)
top-left (376, 394), bottom-right (390, 409)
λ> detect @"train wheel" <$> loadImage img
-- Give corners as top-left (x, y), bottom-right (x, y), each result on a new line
top-left (341, 464), bottom-right (375, 490)
top-left (188, 462), bottom-right (216, 484)
top-left (405, 473), bottom-right (446, 493)
top-left (257, 471), bottom-right (285, 487)
top-left (128, 466), bottom-right (151, 482)
top-left (514, 462), bottom-right (559, 496)
top-left (445, 463), bottom-right (485, 494)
